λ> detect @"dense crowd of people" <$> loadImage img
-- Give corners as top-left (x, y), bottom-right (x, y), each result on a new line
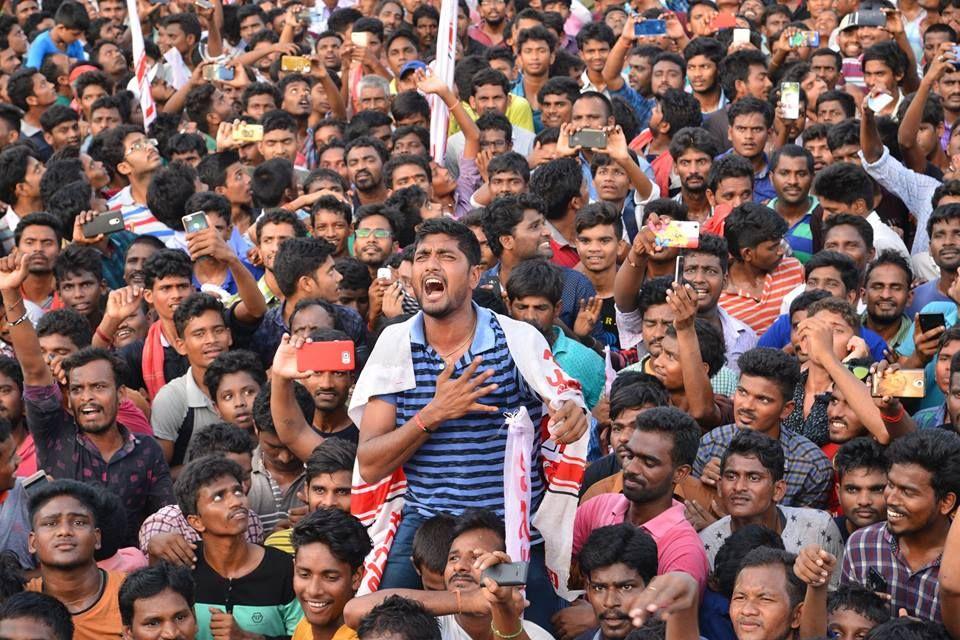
top-left (2, 0), bottom-right (960, 638)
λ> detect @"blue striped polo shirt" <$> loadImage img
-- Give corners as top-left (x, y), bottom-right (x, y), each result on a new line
top-left (378, 305), bottom-right (546, 519)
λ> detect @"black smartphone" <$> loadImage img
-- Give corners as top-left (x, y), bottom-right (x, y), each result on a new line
top-left (856, 9), bottom-right (885, 26)
top-left (918, 312), bottom-right (946, 333)
top-left (22, 470), bottom-right (49, 497)
top-left (569, 128), bottom-right (607, 150)
top-left (674, 254), bottom-right (685, 284)
top-left (481, 561), bottom-right (528, 587)
top-left (479, 274), bottom-right (502, 299)
top-left (82, 210), bottom-right (125, 237)
top-left (867, 568), bottom-right (888, 593)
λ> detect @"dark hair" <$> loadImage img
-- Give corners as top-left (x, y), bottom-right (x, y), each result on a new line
top-left (60, 346), bottom-right (125, 387)
top-left (487, 152), bottom-right (530, 183)
top-left (174, 455), bottom-right (245, 517)
top-left (575, 202), bottom-right (623, 239)
top-left (383, 154), bottom-right (432, 190)
top-left (814, 162), bottom-right (874, 206)
top-left (537, 75), bottom-right (580, 105)
top-left (804, 250), bottom-right (860, 293)
top-left (482, 194), bottom-right (544, 257)
top-left (353, 15), bottom-right (384, 39)
top-left (635, 276), bottom-right (671, 319)
top-left (143, 249), bottom-right (192, 290)
top-left (390, 91), bottom-right (430, 126)
top-left (665, 318), bottom-right (726, 378)
top-left (725, 203), bottom-right (787, 258)
top-left (517, 24), bottom-right (557, 52)
top-left (54, 243), bottom-right (102, 287)
top-left (252, 158), bottom-right (295, 209)
top-left (147, 161), bottom-right (198, 231)
top-left (451, 509), bottom-right (505, 549)
top-left (707, 153), bottom-right (754, 193)
top-left (736, 547), bottom-right (804, 608)
top-left (737, 347), bottom-right (801, 401)
top-left (719, 49), bottom-right (768, 100)
top-left (291, 507), bottom-right (372, 571)
top-left (305, 438), bottom-right (356, 481)
top-left (684, 233), bottom-right (729, 273)
top-left (184, 192), bottom-right (231, 228)
top-left (39, 104), bottom-right (78, 135)
top-left (476, 111), bottom-right (512, 140)
top-left (0, 592), bottom-right (73, 640)
top-left (863, 249), bottom-right (912, 288)
top-left (713, 526), bottom-right (784, 598)
top-left (172, 293), bottom-right (227, 339)
top-left (186, 422), bottom-right (256, 460)
top-left (728, 96), bottom-right (774, 128)
top-left (631, 406), bottom-right (702, 467)
top-left (682, 36), bottom-right (724, 66)
top-left (927, 203), bottom-right (960, 238)
top-left (862, 40), bottom-right (907, 79)
top-left (578, 523), bottom-right (658, 584)
top-left (834, 437), bottom-right (890, 480)
top-left (505, 258), bottom-right (563, 305)
top-left (255, 208), bottom-right (309, 244)
top-left (825, 119), bottom-right (860, 153)
top-left (196, 150), bottom-right (241, 192)
top-left (411, 513), bottom-right (456, 573)
top-left (37, 308), bottom-right (92, 349)
top-left (241, 82), bottom-right (280, 112)
top-left (528, 158), bottom-right (583, 221)
top-left (885, 430), bottom-right (960, 501)
top-left (721, 429), bottom-right (786, 481)
top-left (828, 584), bottom-right (891, 626)
top-left (14, 211), bottom-right (62, 248)
top-left (327, 7), bottom-right (362, 34)
top-left (609, 377), bottom-right (669, 420)
top-left (118, 563), bottom-right (195, 627)
top-left (655, 89), bottom-right (703, 135)
top-left (816, 90), bottom-right (857, 119)
top-left (202, 350), bottom-right (265, 400)
top-left (28, 479), bottom-right (100, 527)
top-left (573, 90), bottom-right (613, 121)
top-left (167, 132), bottom-right (208, 161)
top-left (770, 144), bottom-right (814, 174)
top-left (668, 126), bottom-right (721, 162)
top-left (357, 596), bottom-right (441, 640)
top-left (575, 19), bottom-right (615, 49)
top-left (254, 374), bottom-right (315, 433)
top-left (414, 218), bottom-right (481, 267)
top-left (824, 213), bottom-right (874, 249)
top-left (864, 618), bottom-right (951, 640)
top-left (273, 238), bottom-right (337, 298)
top-left (344, 135), bottom-right (390, 164)
top-left (803, 122), bottom-right (831, 142)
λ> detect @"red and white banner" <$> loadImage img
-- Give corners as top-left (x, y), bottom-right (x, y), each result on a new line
top-left (503, 407), bottom-right (534, 566)
top-left (126, 0), bottom-right (157, 130)
top-left (428, 0), bottom-right (456, 164)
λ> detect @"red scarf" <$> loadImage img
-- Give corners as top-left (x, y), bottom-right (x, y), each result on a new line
top-left (142, 321), bottom-right (168, 400)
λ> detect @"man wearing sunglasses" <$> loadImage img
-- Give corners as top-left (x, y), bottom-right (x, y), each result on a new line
top-left (354, 205), bottom-right (399, 281)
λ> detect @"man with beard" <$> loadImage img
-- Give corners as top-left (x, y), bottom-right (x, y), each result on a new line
top-left (468, 0), bottom-right (507, 48)
top-left (669, 127), bottom-right (721, 222)
top-left (695, 348), bottom-right (833, 509)
top-left (723, 98), bottom-right (776, 203)
top-left (176, 456), bottom-right (303, 639)
top-left (861, 251), bottom-right (914, 353)
top-left (842, 429), bottom-right (960, 622)
top-left (0, 357), bottom-right (30, 479)
top-left (119, 563), bottom-right (199, 640)
top-left (7, 67), bottom-right (57, 160)
top-left (573, 406), bottom-right (709, 586)
top-left (769, 146), bottom-right (818, 265)
top-left (15, 213), bottom-right (61, 316)
top-left (289, 507), bottom-right (371, 640)
top-left (24, 480), bottom-right (125, 640)
top-left (345, 136), bottom-right (389, 207)
top-left (699, 430), bottom-right (843, 582)
top-left (936, 53), bottom-right (960, 138)
top-left (577, 524), bottom-right (659, 640)
top-left (481, 194), bottom-right (600, 335)
top-left (505, 259), bottom-right (605, 409)
top-left (277, 218), bottom-right (586, 628)
top-left (5, 251), bottom-right (175, 544)
top-left (832, 438), bottom-right (888, 544)
top-left (353, 205), bottom-right (400, 280)
top-left (343, 509), bottom-right (553, 639)
top-left (906, 204), bottom-right (960, 316)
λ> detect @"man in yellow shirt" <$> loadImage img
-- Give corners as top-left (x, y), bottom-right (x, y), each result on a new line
top-left (290, 508), bottom-right (372, 640)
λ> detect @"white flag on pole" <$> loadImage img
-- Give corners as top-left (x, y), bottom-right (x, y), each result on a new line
top-left (125, 0), bottom-right (157, 130)
top-left (428, 0), bottom-right (457, 165)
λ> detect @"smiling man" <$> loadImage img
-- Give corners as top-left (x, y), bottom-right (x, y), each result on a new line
top-left (289, 507), bottom-right (372, 640)
top-left (841, 429), bottom-right (960, 622)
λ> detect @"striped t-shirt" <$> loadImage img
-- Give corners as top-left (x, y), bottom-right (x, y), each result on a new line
top-left (378, 305), bottom-right (546, 518)
top-left (767, 197), bottom-right (817, 264)
top-left (121, 203), bottom-right (186, 250)
top-left (719, 256), bottom-right (805, 336)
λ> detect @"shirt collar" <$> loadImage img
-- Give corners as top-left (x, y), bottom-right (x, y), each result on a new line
top-left (547, 221), bottom-right (571, 247)
top-left (642, 500), bottom-right (688, 539)
top-left (409, 302), bottom-right (497, 355)
top-left (184, 368), bottom-right (214, 409)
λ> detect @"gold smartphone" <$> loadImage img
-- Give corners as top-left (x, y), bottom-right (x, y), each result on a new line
top-left (872, 369), bottom-right (925, 398)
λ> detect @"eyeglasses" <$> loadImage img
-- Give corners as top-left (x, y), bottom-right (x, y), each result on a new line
top-left (479, 139), bottom-right (508, 150)
top-left (355, 228), bottom-right (392, 239)
top-left (125, 138), bottom-right (158, 155)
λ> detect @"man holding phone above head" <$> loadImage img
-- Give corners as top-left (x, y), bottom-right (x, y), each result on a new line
top-left (343, 509), bottom-right (552, 640)
top-left (273, 218), bottom-right (587, 632)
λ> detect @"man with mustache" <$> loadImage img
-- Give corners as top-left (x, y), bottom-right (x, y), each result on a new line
top-left (769, 146), bottom-right (818, 265)
top-left (578, 523), bottom-right (659, 640)
top-left (695, 348), bottom-right (833, 510)
top-left (345, 136), bottom-right (389, 207)
top-left (699, 430), bottom-right (843, 585)
top-left (176, 455), bottom-right (303, 640)
top-left (343, 509), bottom-right (553, 640)
top-left (15, 212), bottom-right (61, 316)
top-left (2, 251), bottom-right (174, 546)
top-left (832, 438), bottom-right (888, 544)
top-left (842, 430), bottom-right (960, 622)
top-left (860, 251), bottom-right (914, 355)
top-left (668, 128), bottom-right (720, 223)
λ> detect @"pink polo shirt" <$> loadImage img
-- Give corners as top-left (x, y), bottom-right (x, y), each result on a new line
top-left (573, 494), bottom-right (709, 589)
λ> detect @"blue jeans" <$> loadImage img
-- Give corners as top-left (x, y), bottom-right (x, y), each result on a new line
top-left (380, 507), bottom-right (567, 634)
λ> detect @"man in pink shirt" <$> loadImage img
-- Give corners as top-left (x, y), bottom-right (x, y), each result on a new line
top-left (572, 406), bottom-right (709, 588)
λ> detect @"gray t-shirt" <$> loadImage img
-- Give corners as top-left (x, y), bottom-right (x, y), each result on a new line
top-left (150, 368), bottom-right (221, 465)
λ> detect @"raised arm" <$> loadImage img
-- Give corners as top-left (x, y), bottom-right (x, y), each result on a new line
top-left (628, 573), bottom-right (701, 640)
top-left (0, 252), bottom-right (53, 387)
top-left (794, 544), bottom-right (836, 640)
top-left (859, 92), bottom-right (885, 163)
top-left (603, 16), bottom-right (635, 92)
top-left (416, 69), bottom-right (480, 160)
top-left (614, 215), bottom-right (660, 312)
top-left (942, 507), bottom-right (960, 638)
top-left (898, 44), bottom-right (952, 172)
top-left (270, 334), bottom-right (327, 462)
top-left (607, 124), bottom-right (655, 201)
top-left (669, 283), bottom-right (722, 428)
top-left (185, 226), bottom-right (267, 323)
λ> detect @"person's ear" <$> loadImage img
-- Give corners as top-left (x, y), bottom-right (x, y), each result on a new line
top-left (186, 513), bottom-right (205, 534)
top-left (94, 527), bottom-right (102, 550)
top-left (351, 566), bottom-right (364, 591)
top-left (939, 491), bottom-right (958, 517)
top-left (779, 399), bottom-right (796, 421)
top-left (706, 189), bottom-right (717, 208)
top-left (734, 79), bottom-right (746, 100)
top-left (173, 335), bottom-right (188, 356)
top-left (27, 531), bottom-right (35, 555)
top-left (42, 131), bottom-right (54, 146)
top-left (854, 198), bottom-right (870, 215)
top-left (117, 158), bottom-right (133, 178)
top-left (468, 263), bottom-right (483, 290)
top-left (790, 601), bottom-right (804, 631)
top-left (672, 463), bottom-right (692, 487)
top-left (468, 95), bottom-right (478, 112)
top-left (772, 478), bottom-right (788, 503)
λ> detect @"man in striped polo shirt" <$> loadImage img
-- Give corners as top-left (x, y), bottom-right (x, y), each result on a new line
top-left (273, 218), bottom-right (588, 632)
